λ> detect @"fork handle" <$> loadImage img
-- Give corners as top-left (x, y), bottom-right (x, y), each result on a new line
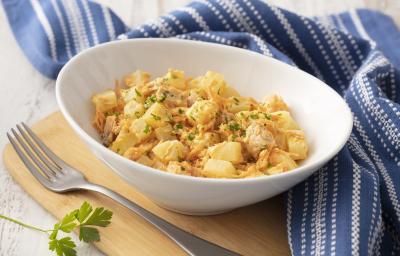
top-left (80, 183), bottom-right (240, 256)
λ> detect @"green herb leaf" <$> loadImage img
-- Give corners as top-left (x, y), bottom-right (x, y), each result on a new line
top-left (264, 113), bottom-right (271, 120)
top-left (79, 226), bottom-right (100, 243)
top-left (143, 124), bottom-right (151, 134)
top-left (228, 123), bottom-right (241, 131)
top-left (135, 111), bottom-right (142, 118)
top-left (188, 133), bottom-right (195, 141)
top-left (178, 108), bottom-right (184, 114)
top-left (175, 123), bottom-right (183, 129)
top-left (144, 95), bottom-right (157, 109)
top-left (134, 88), bottom-right (142, 97)
top-left (158, 92), bottom-right (167, 102)
top-left (49, 237), bottom-right (77, 256)
top-left (83, 207), bottom-right (113, 227)
top-left (151, 113), bottom-right (161, 121)
top-left (77, 201), bottom-right (93, 223)
top-left (250, 114), bottom-right (259, 120)
top-left (0, 201), bottom-right (113, 256)
top-left (58, 210), bottom-right (78, 233)
top-left (49, 224), bottom-right (60, 240)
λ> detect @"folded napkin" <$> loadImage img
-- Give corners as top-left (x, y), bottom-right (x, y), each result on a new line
top-left (3, 0), bottom-right (400, 255)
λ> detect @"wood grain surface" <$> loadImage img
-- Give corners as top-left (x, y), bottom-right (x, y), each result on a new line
top-left (1, 1), bottom-right (399, 255)
top-left (3, 112), bottom-right (290, 256)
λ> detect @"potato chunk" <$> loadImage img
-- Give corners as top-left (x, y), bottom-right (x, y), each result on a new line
top-left (152, 140), bottom-right (188, 162)
top-left (155, 124), bottom-right (176, 141)
top-left (124, 70), bottom-right (150, 88)
top-left (124, 100), bottom-right (145, 118)
top-left (166, 161), bottom-right (192, 175)
top-left (155, 86), bottom-right (186, 108)
top-left (225, 97), bottom-right (252, 113)
top-left (136, 155), bottom-right (153, 167)
top-left (202, 159), bottom-right (237, 178)
top-left (200, 71), bottom-right (227, 96)
top-left (142, 102), bottom-right (170, 128)
top-left (270, 111), bottom-right (299, 130)
top-left (110, 126), bottom-right (138, 155)
top-left (129, 118), bottom-right (152, 142)
top-left (220, 85), bottom-right (240, 98)
top-left (263, 95), bottom-right (289, 112)
top-left (120, 86), bottom-right (145, 103)
top-left (267, 148), bottom-right (297, 174)
top-left (92, 90), bottom-right (117, 113)
top-left (208, 142), bottom-right (243, 164)
top-left (186, 100), bottom-right (218, 125)
top-left (163, 69), bottom-right (186, 90)
top-left (286, 130), bottom-right (308, 160)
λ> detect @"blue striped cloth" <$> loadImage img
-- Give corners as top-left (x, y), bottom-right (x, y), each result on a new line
top-left (3, 0), bottom-right (400, 255)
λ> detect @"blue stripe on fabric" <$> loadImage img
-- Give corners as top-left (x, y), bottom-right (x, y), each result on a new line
top-left (357, 9), bottom-right (400, 67)
top-left (87, 2), bottom-right (110, 42)
top-left (2, 0), bottom-right (63, 77)
top-left (75, 0), bottom-right (94, 46)
top-left (37, 0), bottom-right (66, 61)
top-left (54, 0), bottom-right (77, 56)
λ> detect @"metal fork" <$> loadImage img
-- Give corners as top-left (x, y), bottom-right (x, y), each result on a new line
top-left (7, 123), bottom-right (240, 256)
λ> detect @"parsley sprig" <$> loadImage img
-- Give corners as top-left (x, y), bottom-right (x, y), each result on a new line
top-left (0, 201), bottom-right (112, 256)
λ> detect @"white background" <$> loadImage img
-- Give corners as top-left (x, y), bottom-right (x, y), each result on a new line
top-left (0, 0), bottom-right (399, 255)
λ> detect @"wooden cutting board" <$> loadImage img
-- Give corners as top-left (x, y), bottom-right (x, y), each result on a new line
top-left (2, 112), bottom-right (290, 256)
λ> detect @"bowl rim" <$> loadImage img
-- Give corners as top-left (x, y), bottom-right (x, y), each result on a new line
top-left (56, 38), bottom-right (353, 184)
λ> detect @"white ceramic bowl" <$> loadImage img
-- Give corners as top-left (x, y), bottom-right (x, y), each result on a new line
top-left (56, 38), bottom-right (352, 215)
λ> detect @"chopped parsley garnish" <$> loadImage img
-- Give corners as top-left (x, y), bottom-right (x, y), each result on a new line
top-left (250, 114), bottom-right (259, 119)
top-left (228, 123), bottom-right (241, 131)
top-left (144, 95), bottom-right (157, 108)
top-left (190, 115), bottom-right (196, 121)
top-left (188, 133), bottom-right (195, 141)
top-left (264, 113), bottom-right (272, 120)
top-left (151, 113), bottom-right (161, 120)
top-left (134, 88), bottom-right (142, 97)
top-left (158, 92), bottom-right (167, 102)
top-left (134, 111), bottom-right (142, 118)
top-left (178, 108), bottom-right (184, 114)
top-left (233, 97), bottom-right (239, 105)
top-left (224, 115), bottom-right (228, 123)
top-left (175, 123), bottom-right (183, 129)
top-left (143, 124), bottom-right (150, 134)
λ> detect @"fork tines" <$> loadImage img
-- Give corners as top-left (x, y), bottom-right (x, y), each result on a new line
top-left (7, 123), bottom-right (64, 185)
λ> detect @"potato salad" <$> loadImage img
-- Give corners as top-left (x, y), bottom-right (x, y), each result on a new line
top-left (92, 69), bottom-right (308, 178)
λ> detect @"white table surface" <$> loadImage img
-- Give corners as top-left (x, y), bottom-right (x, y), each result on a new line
top-left (0, 0), bottom-right (399, 255)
